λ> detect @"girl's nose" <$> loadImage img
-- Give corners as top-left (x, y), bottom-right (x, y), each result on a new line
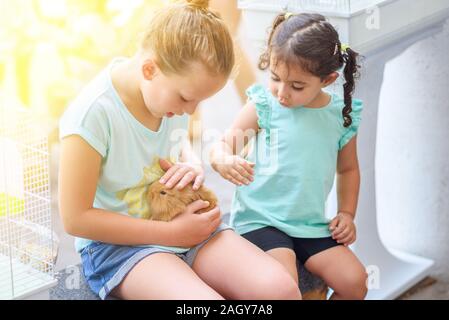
top-left (278, 87), bottom-right (290, 104)
top-left (277, 84), bottom-right (290, 100)
top-left (279, 97), bottom-right (289, 105)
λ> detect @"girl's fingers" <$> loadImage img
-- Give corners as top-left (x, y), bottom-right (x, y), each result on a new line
top-left (159, 158), bottom-right (174, 172)
top-left (339, 234), bottom-right (354, 246)
top-left (239, 160), bottom-right (255, 176)
top-left (187, 199), bottom-right (211, 214)
top-left (329, 217), bottom-right (340, 232)
top-left (332, 224), bottom-right (347, 238)
top-left (332, 227), bottom-right (347, 239)
top-left (235, 165), bottom-right (254, 182)
top-left (160, 165), bottom-right (179, 184)
top-left (230, 169), bottom-right (250, 185)
top-left (243, 160), bottom-right (256, 168)
top-left (204, 206), bottom-right (221, 222)
top-left (332, 220), bottom-right (348, 235)
top-left (344, 238), bottom-right (355, 247)
top-left (334, 228), bottom-right (351, 241)
top-left (165, 167), bottom-right (190, 188)
top-left (230, 178), bottom-right (241, 186)
top-left (210, 214), bottom-right (222, 232)
top-left (175, 171), bottom-right (196, 190)
top-left (192, 174), bottom-right (205, 190)
top-left (225, 174), bottom-right (243, 186)
top-left (202, 207), bottom-right (222, 233)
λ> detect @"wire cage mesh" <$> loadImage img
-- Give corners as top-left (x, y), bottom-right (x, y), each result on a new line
top-left (0, 104), bottom-right (57, 300)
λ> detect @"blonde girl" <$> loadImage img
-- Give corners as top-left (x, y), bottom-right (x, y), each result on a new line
top-left (58, 0), bottom-right (301, 300)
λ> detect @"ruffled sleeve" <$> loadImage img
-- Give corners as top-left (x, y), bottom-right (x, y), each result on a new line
top-left (246, 84), bottom-right (272, 145)
top-left (338, 99), bottom-right (363, 150)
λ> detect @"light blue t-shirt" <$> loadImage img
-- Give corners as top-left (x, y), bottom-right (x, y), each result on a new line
top-left (59, 58), bottom-right (190, 253)
top-left (230, 84), bottom-right (363, 238)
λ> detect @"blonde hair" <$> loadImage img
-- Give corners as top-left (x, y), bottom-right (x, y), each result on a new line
top-left (140, 0), bottom-right (235, 77)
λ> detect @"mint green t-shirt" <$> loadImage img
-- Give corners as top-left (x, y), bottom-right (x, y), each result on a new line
top-left (59, 58), bottom-right (189, 253)
top-left (230, 84), bottom-right (363, 238)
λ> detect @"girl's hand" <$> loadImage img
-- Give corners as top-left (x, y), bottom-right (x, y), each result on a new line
top-left (168, 200), bottom-right (222, 247)
top-left (211, 154), bottom-right (255, 186)
top-left (159, 159), bottom-right (204, 190)
top-left (329, 212), bottom-right (357, 246)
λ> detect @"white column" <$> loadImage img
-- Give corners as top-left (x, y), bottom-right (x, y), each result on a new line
top-left (352, 39), bottom-right (434, 300)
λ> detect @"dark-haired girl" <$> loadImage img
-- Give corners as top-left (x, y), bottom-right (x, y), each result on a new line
top-left (210, 12), bottom-right (368, 300)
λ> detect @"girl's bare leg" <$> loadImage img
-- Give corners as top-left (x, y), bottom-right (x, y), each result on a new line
top-left (304, 245), bottom-right (368, 300)
top-left (266, 248), bottom-right (299, 284)
top-left (111, 252), bottom-right (224, 300)
top-left (192, 230), bottom-right (302, 300)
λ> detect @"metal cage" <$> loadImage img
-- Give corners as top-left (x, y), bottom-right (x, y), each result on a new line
top-left (0, 104), bottom-right (57, 300)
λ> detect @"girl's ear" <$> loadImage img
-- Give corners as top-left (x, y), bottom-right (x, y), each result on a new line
top-left (142, 59), bottom-right (158, 81)
top-left (321, 72), bottom-right (339, 87)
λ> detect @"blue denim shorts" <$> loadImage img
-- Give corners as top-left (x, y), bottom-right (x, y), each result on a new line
top-left (80, 223), bottom-right (233, 300)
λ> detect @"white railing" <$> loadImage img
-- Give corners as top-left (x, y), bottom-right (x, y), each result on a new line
top-left (238, 0), bottom-right (389, 16)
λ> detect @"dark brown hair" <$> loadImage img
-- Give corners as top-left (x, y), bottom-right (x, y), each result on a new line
top-left (259, 13), bottom-right (361, 127)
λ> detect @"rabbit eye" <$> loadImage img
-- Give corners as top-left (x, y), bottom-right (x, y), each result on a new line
top-left (160, 191), bottom-right (167, 195)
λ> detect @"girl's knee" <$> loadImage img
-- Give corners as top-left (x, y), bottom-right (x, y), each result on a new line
top-left (276, 276), bottom-right (303, 300)
top-left (252, 270), bottom-right (302, 300)
top-left (355, 271), bottom-right (369, 299)
top-left (338, 269), bottom-right (368, 300)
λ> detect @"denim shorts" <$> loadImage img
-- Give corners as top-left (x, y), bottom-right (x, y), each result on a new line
top-left (80, 223), bottom-right (233, 300)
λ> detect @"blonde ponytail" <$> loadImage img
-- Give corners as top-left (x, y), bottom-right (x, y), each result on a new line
top-left (186, 0), bottom-right (210, 9)
top-left (140, 0), bottom-right (234, 77)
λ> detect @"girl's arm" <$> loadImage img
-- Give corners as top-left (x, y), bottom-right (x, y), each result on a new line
top-left (209, 101), bottom-right (259, 185)
top-left (329, 136), bottom-right (360, 246)
top-left (58, 135), bottom-right (220, 247)
top-left (336, 136), bottom-right (360, 218)
top-left (212, 101), bottom-right (259, 157)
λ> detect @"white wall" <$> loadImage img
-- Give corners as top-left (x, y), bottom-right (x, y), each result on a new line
top-left (377, 20), bottom-right (449, 281)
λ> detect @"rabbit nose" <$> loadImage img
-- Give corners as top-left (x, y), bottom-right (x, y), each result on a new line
top-left (160, 191), bottom-right (167, 195)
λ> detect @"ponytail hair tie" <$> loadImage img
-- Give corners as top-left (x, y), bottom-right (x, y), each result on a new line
top-left (284, 12), bottom-right (295, 20)
top-left (334, 43), bottom-right (350, 55)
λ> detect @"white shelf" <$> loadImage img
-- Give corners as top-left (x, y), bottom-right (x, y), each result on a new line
top-left (238, 0), bottom-right (449, 54)
top-left (366, 248), bottom-right (434, 300)
top-left (239, 0), bottom-right (392, 16)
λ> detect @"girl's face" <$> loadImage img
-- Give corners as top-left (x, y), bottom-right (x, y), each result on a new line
top-left (140, 61), bottom-right (227, 119)
top-left (269, 57), bottom-right (336, 108)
